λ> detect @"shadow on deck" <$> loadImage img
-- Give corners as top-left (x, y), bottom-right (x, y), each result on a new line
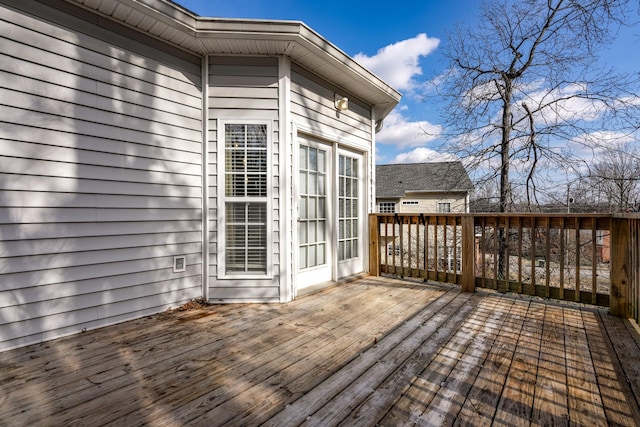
top-left (1, 276), bottom-right (640, 426)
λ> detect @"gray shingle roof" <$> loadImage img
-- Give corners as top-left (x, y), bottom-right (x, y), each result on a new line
top-left (376, 161), bottom-right (474, 198)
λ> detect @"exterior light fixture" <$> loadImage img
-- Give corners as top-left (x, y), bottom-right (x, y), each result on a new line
top-left (335, 94), bottom-right (349, 112)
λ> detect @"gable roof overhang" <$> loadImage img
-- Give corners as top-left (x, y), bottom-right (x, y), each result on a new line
top-left (64, 0), bottom-right (402, 119)
top-left (375, 162), bottom-right (475, 199)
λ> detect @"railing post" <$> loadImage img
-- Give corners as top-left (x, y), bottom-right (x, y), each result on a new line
top-left (461, 215), bottom-right (476, 293)
top-left (369, 214), bottom-right (380, 277)
top-left (610, 217), bottom-right (630, 317)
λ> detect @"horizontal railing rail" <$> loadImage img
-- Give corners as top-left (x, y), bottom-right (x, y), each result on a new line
top-left (369, 213), bottom-right (639, 318)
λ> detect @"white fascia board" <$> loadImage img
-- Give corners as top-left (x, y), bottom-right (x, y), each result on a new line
top-left (194, 19), bottom-right (401, 117)
top-left (66, 0), bottom-right (401, 119)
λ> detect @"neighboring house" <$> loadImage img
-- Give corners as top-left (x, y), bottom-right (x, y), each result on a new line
top-left (375, 162), bottom-right (473, 272)
top-left (0, 0), bottom-right (400, 351)
top-left (376, 162), bottom-right (474, 214)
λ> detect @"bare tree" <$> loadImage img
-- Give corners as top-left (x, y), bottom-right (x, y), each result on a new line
top-left (434, 0), bottom-right (640, 278)
top-left (586, 142), bottom-right (640, 212)
top-left (437, 0), bottom-right (639, 214)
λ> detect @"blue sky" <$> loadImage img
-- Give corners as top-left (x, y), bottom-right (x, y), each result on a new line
top-left (174, 0), bottom-right (639, 167)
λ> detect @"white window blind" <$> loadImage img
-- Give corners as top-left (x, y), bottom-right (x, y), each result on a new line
top-left (225, 202), bottom-right (267, 273)
top-left (225, 124), bottom-right (268, 197)
top-left (224, 124), bottom-right (268, 274)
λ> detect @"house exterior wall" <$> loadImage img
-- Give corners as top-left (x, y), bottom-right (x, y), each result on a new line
top-left (0, 1), bottom-right (204, 351)
top-left (378, 193), bottom-right (469, 214)
top-left (290, 64), bottom-right (375, 289)
top-left (206, 60), bottom-right (376, 302)
top-left (0, 0), bottom-right (397, 352)
top-left (291, 65), bottom-right (373, 151)
top-left (207, 56), bottom-right (281, 301)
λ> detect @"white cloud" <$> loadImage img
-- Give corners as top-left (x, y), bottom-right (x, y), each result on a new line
top-left (515, 82), bottom-right (615, 126)
top-left (354, 33), bottom-right (439, 91)
top-left (376, 110), bottom-right (442, 148)
top-left (573, 130), bottom-right (637, 146)
top-left (567, 130), bottom-right (639, 160)
top-left (391, 147), bottom-right (458, 164)
top-left (422, 68), bottom-right (453, 95)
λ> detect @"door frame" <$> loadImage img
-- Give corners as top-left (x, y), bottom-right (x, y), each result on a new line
top-left (295, 134), bottom-right (334, 292)
top-left (293, 130), bottom-right (368, 297)
top-left (336, 146), bottom-right (365, 279)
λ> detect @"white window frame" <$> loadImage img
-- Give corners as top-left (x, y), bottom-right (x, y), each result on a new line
top-left (217, 120), bottom-right (273, 279)
top-left (379, 202), bottom-right (396, 213)
top-left (438, 202), bottom-right (451, 213)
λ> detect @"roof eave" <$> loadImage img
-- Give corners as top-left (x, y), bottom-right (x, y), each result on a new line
top-left (65, 0), bottom-right (401, 119)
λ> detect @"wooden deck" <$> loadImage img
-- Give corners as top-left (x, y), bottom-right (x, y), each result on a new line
top-left (2, 276), bottom-right (640, 426)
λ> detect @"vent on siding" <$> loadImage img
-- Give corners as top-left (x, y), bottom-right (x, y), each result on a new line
top-left (173, 256), bottom-right (186, 273)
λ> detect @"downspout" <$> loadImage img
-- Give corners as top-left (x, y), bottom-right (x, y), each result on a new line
top-left (366, 109), bottom-right (378, 273)
top-left (372, 117), bottom-right (384, 214)
top-left (201, 55), bottom-right (210, 301)
top-left (371, 110), bottom-right (379, 214)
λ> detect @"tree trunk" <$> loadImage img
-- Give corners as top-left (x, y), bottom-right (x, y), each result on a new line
top-left (500, 79), bottom-right (512, 213)
top-left (497, 79), bottom-right (512, 281)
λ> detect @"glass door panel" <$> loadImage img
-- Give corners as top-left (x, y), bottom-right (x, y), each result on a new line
top-left (337, 151), bottom-right (364, 278)
top-left (299, 145), bottom-right (326, 268)
top-left (298, 143), bottom-right (331, 288)
top-left (338, 154), bottom-right (359, 261)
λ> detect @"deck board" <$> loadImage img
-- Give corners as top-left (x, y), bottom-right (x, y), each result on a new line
top-left (530, 304), bottom-right (569, 426)
top-left (412, 294), bottom-right (507, 426)
top-left (493, 301), bottom-right (544, 426)
top-left (584, 310), bottom-right (640, 426)
top-left (565, 306), bottom-right (609, 426)
top-left (185, 282), bottom-right (449, 427)
top-left (309, 293), bottom-right (479, 427)
top-left (1, 276), bottom-right (639, 426)
top-left (450, 296), bottom-right (515, 427)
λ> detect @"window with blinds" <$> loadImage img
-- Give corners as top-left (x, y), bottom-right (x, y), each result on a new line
top-left (223, 123), bottom-right (268, 274)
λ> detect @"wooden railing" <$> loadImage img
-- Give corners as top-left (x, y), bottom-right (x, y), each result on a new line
top-left (610, 215), bottom-right (640, 322)
top-left (369, 213), bottom-right (640, 319)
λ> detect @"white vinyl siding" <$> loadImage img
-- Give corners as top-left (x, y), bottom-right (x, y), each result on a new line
top-left (0, 2), bottom-right (203, 351)
top-left (393, 195), bottom-right (468, 213)
top-left (0, 0), bottom-right (397, 352)
top-left (291, 65), bottom-right (373, 151)
top-left (208, 57), bottom-right (280, 300)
